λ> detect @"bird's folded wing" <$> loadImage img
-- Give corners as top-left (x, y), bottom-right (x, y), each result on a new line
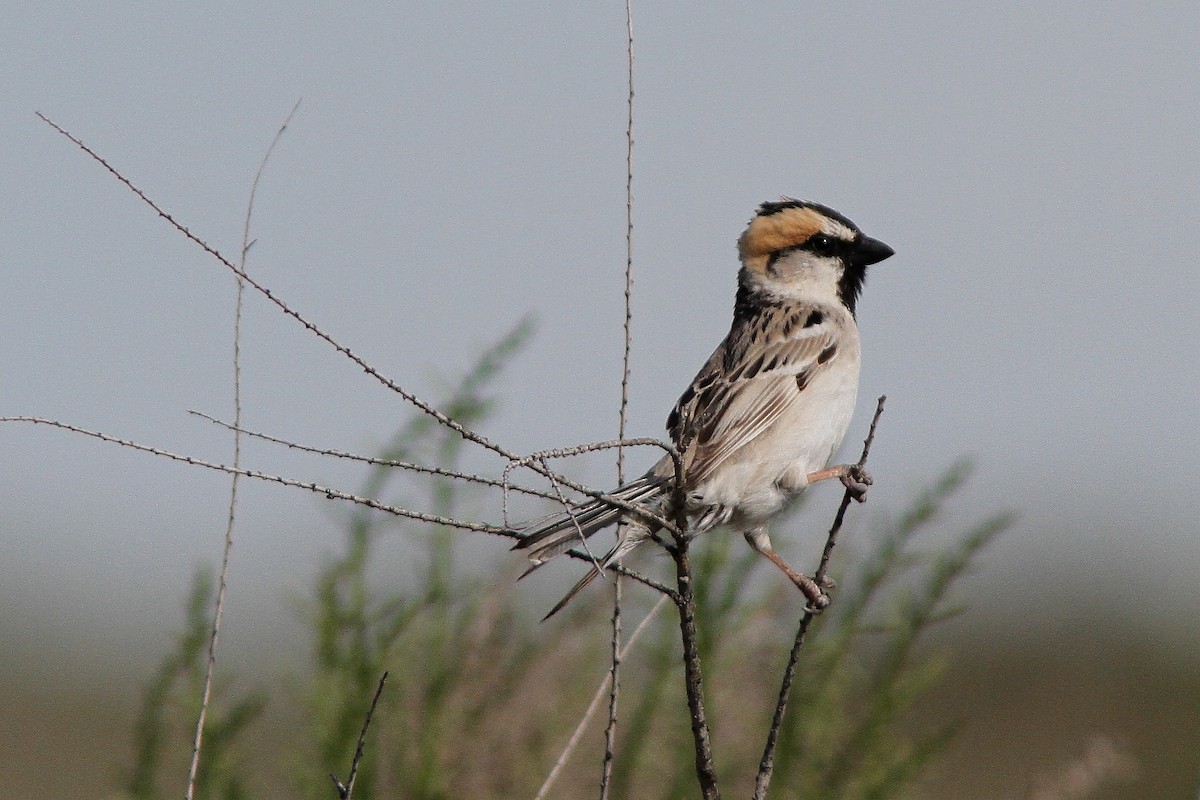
top-left (681, 314), bottom-right (838, 486)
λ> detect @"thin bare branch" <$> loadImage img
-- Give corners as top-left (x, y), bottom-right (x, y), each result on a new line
top-left (645, 395), bottom-right (721, 799)
top-left (189, 410), bottom-right (559, 501)
top-left (36, 111), bottom-right (679, 536)
top-left (602, 4), bottom-right (637, 794)
top-left (502, 438), bottom-right (683, 536)
top-left (37, 112), bottom-right (503, 453)
top-left (39, 111), bottom-right (691, 547)
top-left (814, 395), bottom-right (886, 582)
top-left (41, 114), bottom-right (699, 541)
top-left (604, 563), bottom-right (676, 601)
top-left (0, 417), bottom-right (680, 603)
top-left (752, 395), bottom-right (887, 800)
top-left (601, 573), bottom-right (622, 799)
top-left (542, 459), bottom-right (608, 571)
top-left (34, 112), bottom-right (571, 492)
top-left (187, 100), bottom-right (299, 800)
top-left (1, 416), bottom-right (505, 534)
top-left (670, 531), bottom-right (721, 800)
top-left (534, 596), bottom-right (667, 800)
top-left (615, 0), bottom-right (636, 486)
top-left (510, 436), bottom-right (678, 464)
top-left (330, 671), bottom-right (388, 800)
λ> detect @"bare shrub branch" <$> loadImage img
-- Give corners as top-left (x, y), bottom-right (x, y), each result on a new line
top-left (35, 112), bottom-right (510, 458)
top-left (330, 671), bottom-right (388, 800)
top-left (670, 530), bottom-right (722, 800)
top-left (0, 416), bottom-right (681, 615)
top-left (502, 438), bottom-right (683, 534)
top-left (1, 416), bottom-right (507, 534)
top-left (32, 112), bottom-right (681, 562)
top-left (753, 395), bottom-right (887, 800)
top-left (534, 595), bottom-right (667, 800)
top-left (601, 575), bottom-right (623, 800)
top-left (604, 2), bottom-right (637, 779)
top-left (189, 410), bottom-right (560, 501)
top-left (615, 1), bottom-right (636, 484)
top-left (185, 97), bottom-right (300, 800)
top-left (34, 112), bottom-right (623, 508)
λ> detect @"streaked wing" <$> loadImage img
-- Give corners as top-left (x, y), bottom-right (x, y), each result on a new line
top-left (669, 304), bottom-right (839, 486)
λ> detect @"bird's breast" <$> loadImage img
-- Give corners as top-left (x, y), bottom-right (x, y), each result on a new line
top-left (690, 343), bottom-right (861, 524)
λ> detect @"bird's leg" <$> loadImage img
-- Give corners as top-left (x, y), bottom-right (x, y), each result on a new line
top-left (743, 528), bottom-right (830, 612)
top-left (806, 463), bottom-right (873, 502)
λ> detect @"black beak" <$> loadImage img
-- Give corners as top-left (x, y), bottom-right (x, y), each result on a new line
top-left (854, 235), bottom-right (895, 267)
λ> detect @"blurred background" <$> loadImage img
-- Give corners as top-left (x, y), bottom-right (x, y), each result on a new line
top-left (2, 3), bottom-right (1197, 798)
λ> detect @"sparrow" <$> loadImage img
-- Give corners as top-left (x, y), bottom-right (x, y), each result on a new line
top-left (513, 198), bottom-right (893, 619)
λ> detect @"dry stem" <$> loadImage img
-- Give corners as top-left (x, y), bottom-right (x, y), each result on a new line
top-left (186, 99), bottom-right (299, 800)
top-left (34, 111), bottom-right (664, 528)
top-left (534, 596), bottom-right (668, 800)
top-left (602, 4), bottom-right (638, 795)
top-left (752, 395), bottom-right (887, 800)
top-left (330, 672), bottom-right (388, 799)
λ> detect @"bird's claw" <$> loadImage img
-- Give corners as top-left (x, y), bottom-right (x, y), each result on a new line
top-left (840, 464), bottom-right (873, 502)
top-left (796, 573), bottom-right (833, 613)
top-left (804, 592), bottom-right (831, 614)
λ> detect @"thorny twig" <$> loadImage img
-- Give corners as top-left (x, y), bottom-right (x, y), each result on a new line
top-left (651, 401), bottom-right (721, 799)
top-left (330, 672), bottom-right (388, 800)
top-left (504, 441), bottom-right (684, 594)
top-left (186, 99), bottom-right (299, 800)
top-left (22, 118), bottom-right (693, 605)
top-left (190, 410), bottom-right (560, 501)
top-left (601, 575), bottom-right (622, 800)
top-left (540, 458), bottom-right (608, 571)
top-left (0, 417), bottom-right (675, 598)
top-left (752, 395), bottom-right (887, 800)
top-left (533, 596), bottom-right (668, 800)
top-left (615, 0), bottom-right (636, 488)
top-left (35, 112), bottom-right (505, 459)
top-left (604, 5), bottom-right (638, 788)
top-left (34, 112), bottom-right (668, 530)
top-left (585, 560), bottom-right (676, 601)
top-left (501, 438), bottom-right (683, 537)
top-left (36, 109), bottom-right (646, 526)
top-left (671, 530), bottom-right (721, 800)
top-left (509, 437), bottom-right (678, 464)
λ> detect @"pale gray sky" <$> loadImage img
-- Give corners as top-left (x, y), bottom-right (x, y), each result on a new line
top-left (3, 3), bottom-right (1198, 672)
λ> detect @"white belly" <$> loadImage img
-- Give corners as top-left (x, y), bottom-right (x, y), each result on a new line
top-left (691, 346), bottom-right (860, 528)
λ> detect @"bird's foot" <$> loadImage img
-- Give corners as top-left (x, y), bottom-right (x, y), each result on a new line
top-left (795, 572), bottom-right (832, 613)
top-left (839, 464), bottom-right (872, 503)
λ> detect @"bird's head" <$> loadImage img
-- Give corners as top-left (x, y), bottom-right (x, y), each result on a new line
top-left (737, 198), bottom-right (894, 314)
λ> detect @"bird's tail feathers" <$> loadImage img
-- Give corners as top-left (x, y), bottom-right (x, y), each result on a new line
top-left (540, 525), bottom-right (649, 621)
top-left (511, 475), bottom-right (666, 565)
top-left (541, 565), bottom-right (604, 621)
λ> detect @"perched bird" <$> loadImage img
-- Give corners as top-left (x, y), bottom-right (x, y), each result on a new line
top-left (513, 198), bottom-right (893, 619)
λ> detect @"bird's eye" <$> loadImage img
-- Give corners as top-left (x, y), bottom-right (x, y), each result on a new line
top-left (810, 234), bottom-right (836, 255)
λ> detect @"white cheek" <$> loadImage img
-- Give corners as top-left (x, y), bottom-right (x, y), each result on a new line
top-left (769, 253), bottom-right (844, 304)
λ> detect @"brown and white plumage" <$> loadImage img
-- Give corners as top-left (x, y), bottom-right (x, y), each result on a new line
top-left (513, 199), bottom-right (894, 618)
